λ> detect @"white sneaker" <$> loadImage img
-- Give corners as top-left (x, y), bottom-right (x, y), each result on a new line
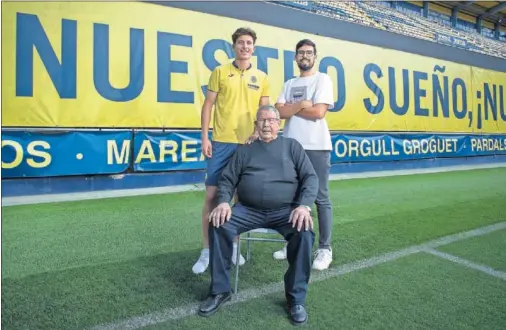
top-left (273, 244), bottom-right (288, 260)
top-left (232, 244), bottom-right (246, 266)
top-left (192, 249), bottom-right (210, 274)
top-left (312, 248), bottom-right (332, 271)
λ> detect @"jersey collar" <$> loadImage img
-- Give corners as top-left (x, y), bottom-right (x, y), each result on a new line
top-left (232, 60), bottom-right (252, 71)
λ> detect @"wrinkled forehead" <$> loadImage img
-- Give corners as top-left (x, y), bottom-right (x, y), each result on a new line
top-left (257, 109), bottom-right (278, 120)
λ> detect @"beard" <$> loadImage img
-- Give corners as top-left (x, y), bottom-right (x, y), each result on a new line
top-left (297, 60), bottom-right (314, 72)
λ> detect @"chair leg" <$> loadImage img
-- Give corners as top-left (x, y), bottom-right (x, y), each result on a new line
top-left (234, 236), bottom-right (242, 294)
top-left (246, 232), bottom-right (251, 261)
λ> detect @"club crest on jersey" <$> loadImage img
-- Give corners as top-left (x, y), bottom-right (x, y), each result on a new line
top-left (250, 76), bottom-right (257, 83)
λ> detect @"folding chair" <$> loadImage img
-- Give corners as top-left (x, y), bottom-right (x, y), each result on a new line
top-left (233, 228), bottom-right (286, 293)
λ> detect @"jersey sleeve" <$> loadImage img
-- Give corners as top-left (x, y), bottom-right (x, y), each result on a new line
top-left (207, 67), bottom-right (220, 93)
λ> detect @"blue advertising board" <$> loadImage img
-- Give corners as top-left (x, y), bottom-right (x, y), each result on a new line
top-left (1, 130), bottom-right (132, 178)
top-left (332, 133), bottom-right (506, 162)
top-left (2, 130), bottom-right (506, 178)
top-left (331, 133), bottom-right (470, 163)
top-left (133, 131), bottom-right (211, 172)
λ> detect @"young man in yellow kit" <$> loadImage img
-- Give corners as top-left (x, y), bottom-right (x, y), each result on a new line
top-left (192, 27), bottom-right (271, 274)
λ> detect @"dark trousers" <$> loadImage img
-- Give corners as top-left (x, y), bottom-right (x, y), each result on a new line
top-left (305, 150), bottom-right (333, 250)
top-left (208, 203), bottom-right (315, 306)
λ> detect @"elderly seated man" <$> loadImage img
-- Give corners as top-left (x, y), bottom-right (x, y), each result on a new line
top-left (198, 105), bottom-right (319, 326)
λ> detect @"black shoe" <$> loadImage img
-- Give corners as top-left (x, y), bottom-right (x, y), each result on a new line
top-left (289, 304), bottom-right (308, 326)
top-left (198, 292), bottom-right (232, 317)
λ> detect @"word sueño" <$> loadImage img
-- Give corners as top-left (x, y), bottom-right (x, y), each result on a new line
top-left (363, 64), bottom-right (505, 130)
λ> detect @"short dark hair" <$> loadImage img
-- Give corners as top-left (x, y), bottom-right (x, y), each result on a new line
top-left (232, 27), bottom-right (257, 45)
top-left (295, 39), bottom-right (317, 55)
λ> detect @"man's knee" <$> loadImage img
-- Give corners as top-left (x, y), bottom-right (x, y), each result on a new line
top-left (202, 188), bottom-right (218, 220)
top-left (204, 187), bottom-right (218, 204)
top-left (301, 229), bottom-right (316, 242)
top-left (208, 220), bottom-right (236, 240)
top-left (288, 229), bottom-right (315, 244)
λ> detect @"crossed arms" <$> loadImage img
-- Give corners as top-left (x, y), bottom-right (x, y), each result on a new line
top-left (275, 100), bottom-right (329, 120)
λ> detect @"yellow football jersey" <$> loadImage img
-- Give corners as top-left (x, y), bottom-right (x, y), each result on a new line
top-left (207, 62), bottom-right (270, 144)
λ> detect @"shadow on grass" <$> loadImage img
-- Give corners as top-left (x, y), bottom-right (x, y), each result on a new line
top-left (1, 244), bottom-right (289, 330)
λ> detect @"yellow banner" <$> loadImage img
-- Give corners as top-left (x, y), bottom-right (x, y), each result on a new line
top-left (2, 1), bottom-right (505, 132)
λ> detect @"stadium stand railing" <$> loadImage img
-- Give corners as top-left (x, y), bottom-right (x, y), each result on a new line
top-left (270, 1), bottom-right (506, 59)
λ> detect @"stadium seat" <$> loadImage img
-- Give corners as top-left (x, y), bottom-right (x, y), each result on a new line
top-left (270, 1), bottom-right (506, 59)
top-left (233, 228), bottom-right (286, 293)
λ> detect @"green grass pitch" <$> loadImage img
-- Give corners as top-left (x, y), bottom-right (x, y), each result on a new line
top-left (2, 167), bottom-right (506, 329)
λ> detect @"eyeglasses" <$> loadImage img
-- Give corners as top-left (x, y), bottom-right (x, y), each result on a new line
top-left (256, 118), bottom-right (279, 125)
top-left (297, 50), bottom-right (314, 57)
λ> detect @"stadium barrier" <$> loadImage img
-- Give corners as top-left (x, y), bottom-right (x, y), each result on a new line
top-left (2, 129), bottom-right (506, 179)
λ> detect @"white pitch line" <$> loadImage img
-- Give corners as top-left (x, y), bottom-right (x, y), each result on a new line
top-left (424, 248), bottom-right (506, 281)
top-left (4, 162), bottom-right (506, 207)
top-left (88, 221), bottom-right (506, 330)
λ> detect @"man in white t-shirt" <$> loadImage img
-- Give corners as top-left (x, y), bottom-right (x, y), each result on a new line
top-left (273, 39), bottom-right (335, 271)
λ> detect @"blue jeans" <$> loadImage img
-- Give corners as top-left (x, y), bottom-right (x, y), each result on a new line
top-left (208, 203), bottom-right (315, 306)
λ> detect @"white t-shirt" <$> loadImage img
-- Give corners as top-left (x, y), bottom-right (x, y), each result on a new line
top-left (276, 72), bottom-right (335, 151)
